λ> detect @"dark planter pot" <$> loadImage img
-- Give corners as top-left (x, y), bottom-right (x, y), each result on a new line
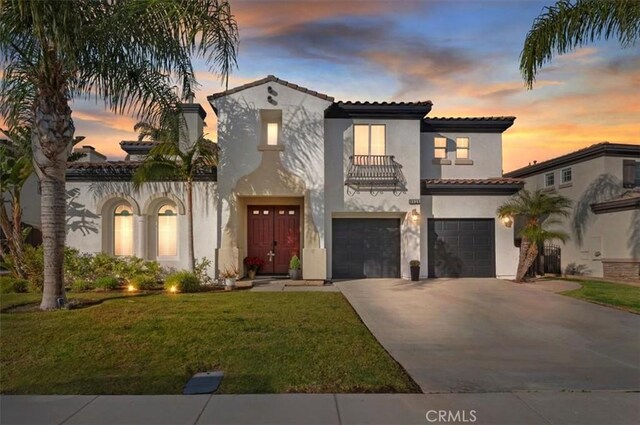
top-left (289, 269), bottom-right (302, 280)
top-left (410, 266), bottom-right (420, 281)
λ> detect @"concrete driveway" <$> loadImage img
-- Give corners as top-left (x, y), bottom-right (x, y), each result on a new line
top-left (336, 278), bottom-right (640, 393)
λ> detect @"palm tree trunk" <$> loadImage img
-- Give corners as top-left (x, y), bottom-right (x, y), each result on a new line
top-left (515, 237), bottom-right (539, 282)
top-left (32, 85), bottom-right (75, 310)
top-left (186, 180), bottom-right (195, 272)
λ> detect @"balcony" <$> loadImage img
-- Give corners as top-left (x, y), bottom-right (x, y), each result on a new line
top-left (345, 155), bottom-right (407, 195)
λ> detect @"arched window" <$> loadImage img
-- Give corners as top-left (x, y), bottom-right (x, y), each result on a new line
top-left (113, 204), bottom-right (134, 256)
top-left (157, 204), bottom-right (177, 257)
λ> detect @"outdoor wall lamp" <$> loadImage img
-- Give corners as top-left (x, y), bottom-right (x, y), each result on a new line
top-left (411, 209), bottom-right (420, 222)
top-left (501, 215), bottom-right (513, 228)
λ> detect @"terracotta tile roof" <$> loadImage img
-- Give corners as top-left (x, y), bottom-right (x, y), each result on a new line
top-left (68, 161), bottom-right (143, 170)
top-left (424, 116), bottom-right (515, 121)
top-left (504, 142), bottom-right (640, 178)
top-left (424, 178), bottom-right (523, 186)
top-left (119, 141), bottom-right (157, 147)
top-left (338, 100), bottom-right (433, 107)
top-left (208, 75), bottom-right (334, 102)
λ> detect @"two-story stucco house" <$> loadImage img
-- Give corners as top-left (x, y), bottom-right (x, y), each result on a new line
top-left (505, 143), bottom-right (640, 281)
top-left (65, 75), bottom-right (522, 280)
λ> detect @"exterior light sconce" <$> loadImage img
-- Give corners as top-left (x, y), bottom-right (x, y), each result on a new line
top-left (411, 209), bottom-right (420, 222)
top-left (127, 284), bottom-right (136, 292)
top-left (501, 215), bottom-right (513, 228)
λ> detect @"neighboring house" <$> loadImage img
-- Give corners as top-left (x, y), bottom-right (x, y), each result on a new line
top-left (65, 75), bottom-right (522, 280)
top-left (505, 143), bottom-right (640, 281)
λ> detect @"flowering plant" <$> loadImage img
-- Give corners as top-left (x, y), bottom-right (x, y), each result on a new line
top-left (243, 256), bottom-right (265, 271)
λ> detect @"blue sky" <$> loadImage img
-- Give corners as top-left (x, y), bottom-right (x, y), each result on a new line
top-left (72, 0), bottom-right (639, 171)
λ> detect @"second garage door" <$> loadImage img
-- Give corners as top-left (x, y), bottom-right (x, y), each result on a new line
top-left (428, 219), bottom-right (495, 278)
top-left (332, 218), bottom-right (401, 279)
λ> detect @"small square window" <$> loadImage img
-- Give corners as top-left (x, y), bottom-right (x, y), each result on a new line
top-left (434, 137), bottom-right (447, 159)
top-left (456, 137), bottom-right (469, 159)
top-left (288, 210), bottom-right (295, 215)
top-left (252, 210), bottom-right (259, 215)
top-left (267, 122), bottom-right (279, 145)
top-left (561, 168), bottom-right (572, 183)
top-left (545, 172), bottom-right (555, 187)
top-left (263, 210), bottom-right (269, 215)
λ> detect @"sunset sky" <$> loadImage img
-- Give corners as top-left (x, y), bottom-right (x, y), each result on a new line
top-left (71, 0), bottom-right (639, 172)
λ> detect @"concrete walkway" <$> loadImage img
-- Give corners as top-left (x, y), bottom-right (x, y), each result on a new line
top-left (336, 278), bottom-right (640, 393)
top-left (2, 392), bottom-right (638, 425)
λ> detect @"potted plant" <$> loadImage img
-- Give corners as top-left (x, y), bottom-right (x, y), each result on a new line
top-left (409, 260), bottom-right (420, 281)
top-left (289, 254), bottom-right (302, 280)
top-left (219, 265), bottom-right (239, 289)
top-left (243, 256), bottom-right (264, 280)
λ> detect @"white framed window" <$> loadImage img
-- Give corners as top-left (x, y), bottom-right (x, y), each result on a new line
top-left (456, 137), bottom-right (469, 159)
top-left (157, 204), bottom-right (177, 257)
top-left (434, 137), bottom-right (447, 159)
top-left (354, 124), bottom-right (386, 158)
top-left (545, 172), bottom-right (555, 187)
top-left (113, 204), bottom-right (134, 256)
top-left (561, 167), bottom-right (572, 183)
top-left (267, 122), bottom-right (279, 145)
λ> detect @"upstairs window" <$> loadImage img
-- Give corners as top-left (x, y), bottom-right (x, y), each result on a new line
top-left (456, 137), bottom-right (469, 159)
top-left (113, 204), bottom-right (134, 256)
top-left (260, 109), bottom-right (282, 146)
top-left (635, 162), bottom-right (640, 187)
top-left (267, 122), bottom-right (279, 145)
top-left (561, 167), bottom-right (572, 183)
top-left (434, 137), bottom-right (447, 159)
top-left (354, 124), bottom-right (386, 158)
top-left (545, 172), bottom-right (555, 187)
top-left (157, 204), bottom-right (177, 257)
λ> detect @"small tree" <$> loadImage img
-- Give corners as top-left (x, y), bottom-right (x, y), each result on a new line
top-left (133, 108), bottom-right (219, 271)
top-left (0, 0), bottom-right (238, 309)
top-left (520, 0), bottom-right (640, 88)
top-left (498, 189), bottom-right (572, 282)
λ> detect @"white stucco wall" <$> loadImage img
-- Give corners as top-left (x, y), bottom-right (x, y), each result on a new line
top-left (211, 81), bottom-right (332, 278)
top-left (65, 180), bottom-right (217, 275)
top-left (519, 155), bottom-right (638, 277)
top-left (421, 195), bottom-right (519, 279)
top-left (421, 132), bottom-right (504, 179)
top-left (324, 118), bottom-right (422, 279)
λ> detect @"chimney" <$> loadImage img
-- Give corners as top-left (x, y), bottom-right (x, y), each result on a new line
top-left (74, 145), bottom-right (106, 162)
top-left (179, 95), bottom-right (206, 151)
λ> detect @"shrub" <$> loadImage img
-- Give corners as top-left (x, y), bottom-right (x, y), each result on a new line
top-left (164, 271), bottom-right (200, 293)
top-left (289, 255), bottom-right (300, 270)
top-left (22, 245), bottom-right (44, 292)
top-left (565, 263), bottom-right (591, 276)
top-left (194, 257), bottom-right (214, 285)
top-left (129, 274), bottom-right (157, 290)
top-left (0, 276), bottom-right (29, 294)
top-left (71, 280), bottom-right (94, 292)
top-left (94, 276), bottom-right (120, 291)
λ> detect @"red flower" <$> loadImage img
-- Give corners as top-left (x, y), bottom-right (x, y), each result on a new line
top-left (243, 256), bottom-right (265, 269)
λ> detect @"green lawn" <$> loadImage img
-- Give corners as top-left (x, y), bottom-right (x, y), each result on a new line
top-left (562, 279), bottom-right (640, 314)
top-left (0, 291), bottom-right (419, 394)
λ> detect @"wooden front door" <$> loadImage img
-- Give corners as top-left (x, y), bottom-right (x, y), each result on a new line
top-left (247, 206), bottom-right (301, 275)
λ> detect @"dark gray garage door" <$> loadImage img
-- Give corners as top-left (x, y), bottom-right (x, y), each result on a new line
top-left (428, 219), bottom-right (495, 278)
top-left (332, 218), bottom-right (401, 279)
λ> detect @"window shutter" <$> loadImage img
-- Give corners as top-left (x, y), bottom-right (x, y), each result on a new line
top-left (622, 160), bottom-right (636, 188)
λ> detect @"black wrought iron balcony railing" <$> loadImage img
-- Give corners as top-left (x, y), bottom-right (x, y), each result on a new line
top-left (345, 155), bottom-right (407, 196)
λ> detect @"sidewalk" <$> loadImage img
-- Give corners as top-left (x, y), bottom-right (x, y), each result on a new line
top-left (2, 391), bottom-right (638, 425)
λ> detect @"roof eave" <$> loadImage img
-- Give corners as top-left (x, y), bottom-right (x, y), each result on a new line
top-left (421, 118), bottom-right (515, 133)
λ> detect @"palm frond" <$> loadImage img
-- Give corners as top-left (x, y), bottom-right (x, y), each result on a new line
top-left (521, 0), bottom-right (640, 87)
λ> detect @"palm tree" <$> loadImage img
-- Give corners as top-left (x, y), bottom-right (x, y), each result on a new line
top-left (498, 189), bottom-right (572, 282)
top-left (0, 0), bottom-right (238, 310)
top-left (133, 108), bottom-right (219, 272)
top-left (520, 0), bottom-right (640, 87)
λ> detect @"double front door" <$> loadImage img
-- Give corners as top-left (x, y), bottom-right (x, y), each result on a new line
top-left (247, 206), bottom-right (301, 275)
